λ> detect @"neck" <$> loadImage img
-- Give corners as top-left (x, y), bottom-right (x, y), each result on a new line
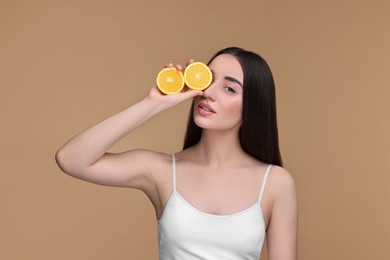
top-left (193, 129), bottom-right (246, 166)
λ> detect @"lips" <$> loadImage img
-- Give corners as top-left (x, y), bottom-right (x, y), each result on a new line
top-left (198, 102), bottom-right (216, 113)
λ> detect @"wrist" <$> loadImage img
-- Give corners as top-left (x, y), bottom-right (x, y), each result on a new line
top-left (141, 96), bottom-right (166, 114)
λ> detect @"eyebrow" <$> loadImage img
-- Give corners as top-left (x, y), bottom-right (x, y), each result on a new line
top-left (210, 69), bottom-right (243, 87)
top-left (224, 76), bottom-right (243, 87)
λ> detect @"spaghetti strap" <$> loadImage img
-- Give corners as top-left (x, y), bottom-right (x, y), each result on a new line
top-left (171, 154), bottom-right (177, 191)
top-left (258, 165), bottom-right (272, 202)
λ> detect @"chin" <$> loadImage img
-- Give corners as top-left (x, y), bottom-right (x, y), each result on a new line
top-left (194, 118), bottom-right (240, 132)
top-left (193, 116), bottom-right (208, 129)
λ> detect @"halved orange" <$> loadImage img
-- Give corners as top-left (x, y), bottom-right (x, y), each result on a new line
top-left (156, 67), bottom-right (185, 94)
top-left (184, 62), bottom-right (213, 90)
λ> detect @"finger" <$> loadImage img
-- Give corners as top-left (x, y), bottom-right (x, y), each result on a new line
top-left (175, 64), bottom-right (183, 71)
top-left (164, 63), bottom-right (174, 68)
top-left (185, 59), bottom-right (195, 67)
top-left (181, 89), bottom-right (203, 100)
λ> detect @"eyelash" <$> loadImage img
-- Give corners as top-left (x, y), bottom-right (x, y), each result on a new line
top-left (225, 86), bottom-right (236, 94)
top-left (209, 77), bottom-right (237, 94)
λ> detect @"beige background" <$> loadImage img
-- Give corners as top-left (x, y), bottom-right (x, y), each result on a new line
top-left (1, 1), bottom-right (389, 259)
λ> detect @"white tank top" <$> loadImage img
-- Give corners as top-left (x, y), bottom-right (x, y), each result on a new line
top-left (158, 154), bottom-right (272, 260)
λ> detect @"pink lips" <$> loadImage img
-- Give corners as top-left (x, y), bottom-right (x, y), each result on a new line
top-left (197, 102), bottom-right (216, 115)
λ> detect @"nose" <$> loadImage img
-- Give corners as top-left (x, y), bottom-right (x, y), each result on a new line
top-left (202, 82), bottom-right (216, 102)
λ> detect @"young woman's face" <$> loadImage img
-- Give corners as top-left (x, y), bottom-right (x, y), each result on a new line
top-left (193, 54), bottom-right (244, 132)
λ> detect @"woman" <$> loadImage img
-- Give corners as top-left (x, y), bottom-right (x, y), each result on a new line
top-left (56, 47), bottom-right (298, 260)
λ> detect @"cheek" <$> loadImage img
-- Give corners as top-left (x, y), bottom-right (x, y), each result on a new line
top-left (222, 99), bottom-right (242, 119)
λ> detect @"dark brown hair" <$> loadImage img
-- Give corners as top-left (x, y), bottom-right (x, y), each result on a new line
top-left (183, 47), bottom-right (282, 166)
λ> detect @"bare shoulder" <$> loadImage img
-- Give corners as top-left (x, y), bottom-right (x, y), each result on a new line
top-left (101, 148), bottom-right (173, 184)
top-left (129, 149), bottom-right (170, 161)
top-left (123, 149), bottom-right (172, 172)
top-left (148, 150), bottom-right (173, 170)
top-left (268, 166), bottom-right (295, 185)
top-left (117, 149), bottom-right (173, 192)
top-left (133, 149), bottom-right (174, 179)
top-left (267, 166), bottom-right (297, 199)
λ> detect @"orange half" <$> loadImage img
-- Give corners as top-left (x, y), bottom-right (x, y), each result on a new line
top-left (156, 67), bottom-right (185, 94)
top-left (184, 62), bottom-right (213, 90)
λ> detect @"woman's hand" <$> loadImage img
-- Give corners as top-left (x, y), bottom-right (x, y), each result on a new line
top-left (146, 60), bottom-right (204, 110)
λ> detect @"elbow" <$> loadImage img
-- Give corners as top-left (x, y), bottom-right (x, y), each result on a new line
top-left (55, 147), bottom-right (80, 176)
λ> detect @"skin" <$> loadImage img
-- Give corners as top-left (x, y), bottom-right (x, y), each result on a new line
top-left (55, 54), bottom-right (298, 260)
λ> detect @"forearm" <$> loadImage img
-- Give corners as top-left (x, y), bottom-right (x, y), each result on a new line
top-left (55, 97), bottom-right (163, 173)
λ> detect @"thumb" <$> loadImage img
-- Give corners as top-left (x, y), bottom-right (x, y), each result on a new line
top-left (182, 89), bottom-right (203, 99)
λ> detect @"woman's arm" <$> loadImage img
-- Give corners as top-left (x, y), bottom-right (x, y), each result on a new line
top-left (55, 69), bottom-right (202, 190)
top-left (266, 167), bottom-right (298, 260)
